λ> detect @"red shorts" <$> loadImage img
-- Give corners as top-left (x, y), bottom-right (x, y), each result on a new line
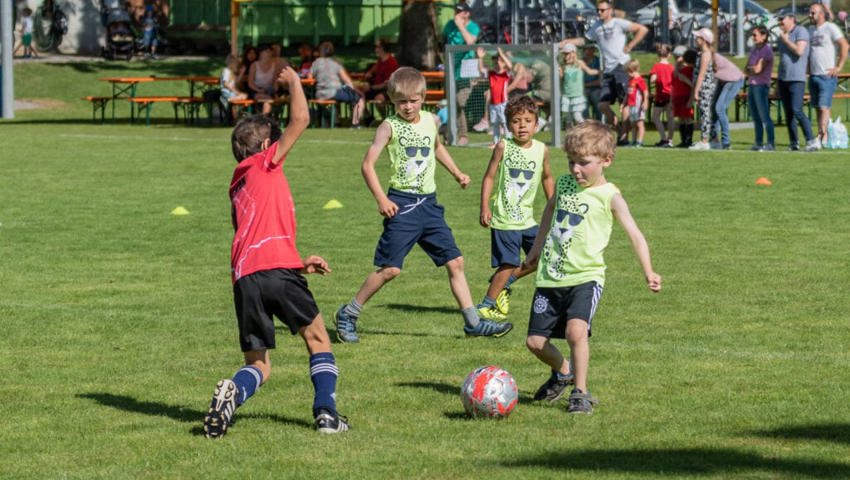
top-left (672, 95), bottom-right (693, 119)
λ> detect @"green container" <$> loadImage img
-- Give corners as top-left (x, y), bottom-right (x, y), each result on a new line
top-left (168, 0), bottom-right (455, 50)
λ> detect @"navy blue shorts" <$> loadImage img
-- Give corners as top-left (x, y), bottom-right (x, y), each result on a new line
top-left (527, 282), bottom-right (603, 339)
top-left (374, 189), bottom-right (462, 269)
top-left (490, 226), bottom-right (538, 268)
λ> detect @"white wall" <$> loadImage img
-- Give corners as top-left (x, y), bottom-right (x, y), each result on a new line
top-left (16, 0), bottom-right (105, 55)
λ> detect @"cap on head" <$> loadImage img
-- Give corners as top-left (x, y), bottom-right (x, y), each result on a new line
top-left (561, 43), bottom-right (577, 54)
top-left (455, 3), bottom-right (471, 12)
top-left (693, 28), bottom-right (714, 44)
top-left (672, 45), bottom-right (687, 57)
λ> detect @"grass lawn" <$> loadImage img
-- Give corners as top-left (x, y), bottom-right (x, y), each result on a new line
top-left (2, 58), bottom-right (850, 479)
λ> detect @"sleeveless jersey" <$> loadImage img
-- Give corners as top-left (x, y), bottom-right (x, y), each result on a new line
top-left (536, 175), bottom-right (619, 288)
top-left (386, 112), bottom-right (438, 194)
top-left (490, 138), bottom-right (545, 230)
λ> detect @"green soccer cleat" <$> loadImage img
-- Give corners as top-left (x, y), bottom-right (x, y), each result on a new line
top-left (477, 304), bottom-right (507, 321)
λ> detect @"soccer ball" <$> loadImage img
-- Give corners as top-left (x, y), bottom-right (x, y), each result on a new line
top-left (460, 365), bottom-right (519, 418)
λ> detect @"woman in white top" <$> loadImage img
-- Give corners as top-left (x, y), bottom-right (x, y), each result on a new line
top-left (248, 45), bottom-right (282, 115)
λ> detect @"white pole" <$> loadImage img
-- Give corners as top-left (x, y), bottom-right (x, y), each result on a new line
top-left (1, 0), bottom-right (15, 119)
top-left (736, 0), bottom-right (745, 57)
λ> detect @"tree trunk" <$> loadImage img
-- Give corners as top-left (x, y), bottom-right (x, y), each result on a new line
top-left (397, 0), bottom-right (440, 70)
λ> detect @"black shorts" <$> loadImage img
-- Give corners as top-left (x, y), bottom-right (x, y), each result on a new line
top-left (599, 66), bottom-right (628, 105)
top-left (527, 282), bottom-right (603, 339)
top-left (654, 93), bottom-right (671, 107)
top-left (233, 268), bottom-right (320, 352)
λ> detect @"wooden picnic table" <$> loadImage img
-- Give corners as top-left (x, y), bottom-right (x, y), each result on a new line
top-left (99, 75), bottom-right (219, 120)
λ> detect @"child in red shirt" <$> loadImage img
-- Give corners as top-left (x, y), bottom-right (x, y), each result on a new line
top-left (671, 47), bottom-right (696, 147)
top-left (649, 44), bottom-right (675, 147)
top-left (623, 59), bottom-right (648, 147)
top-left (477, 46), bottom-right (513, 147)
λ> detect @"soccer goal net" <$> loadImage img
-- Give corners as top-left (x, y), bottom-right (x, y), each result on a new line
top-left (444, 43), bottom-right (561, 147)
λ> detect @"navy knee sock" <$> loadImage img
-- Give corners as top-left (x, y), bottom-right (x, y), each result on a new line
top-left (310, 352), bottom-right (339, 416)
top-left (232, 365), bottom-right (263, 406)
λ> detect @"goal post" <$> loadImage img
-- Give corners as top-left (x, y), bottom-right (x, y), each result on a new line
top-left (444, 43), bottom-right (562, 148)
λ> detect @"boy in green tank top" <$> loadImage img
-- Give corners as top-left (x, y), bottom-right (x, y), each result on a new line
top-left (523, 120), bottom-right (662, 414)
top-left (334, 67), bottom-right (514, 343)
top-left (478, 96), bottom-right (555, 321)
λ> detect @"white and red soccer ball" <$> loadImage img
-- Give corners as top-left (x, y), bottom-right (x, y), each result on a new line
top-left (460, 365), bottom-right (518, 418)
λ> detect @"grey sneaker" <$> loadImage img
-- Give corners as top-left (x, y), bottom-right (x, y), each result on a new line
top-left (567, 388), bottom-right (599, 415)
top-left (334, 306), bottom-right (360, 343)
top-left (750, 144), bottom-right (763, 151)
top-left (762, 144), bottom-right (775, 151)
top-left (804, 139), bottom-right (821, 152)
top-left (204, 379), bottom-right (237, 438)
top-left (315, 409), bottom-right (351, 434)
top-left (533, 371), bottom-right (575, 402)
top-left (464, 319), bottom-right (513, 338)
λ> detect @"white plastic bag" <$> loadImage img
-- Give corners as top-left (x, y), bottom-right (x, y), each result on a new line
top-left (826, 117), bottom-right (848, 149)
top-left (459, 58), bottom-right (480, 79)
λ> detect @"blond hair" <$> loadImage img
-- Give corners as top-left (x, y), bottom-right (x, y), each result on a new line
top-left (564, 120), bottom-right (615, 159)
top-left (626, 58), bottom-right (640, 73)
top-left (387, 67), bottom-right (427, 101)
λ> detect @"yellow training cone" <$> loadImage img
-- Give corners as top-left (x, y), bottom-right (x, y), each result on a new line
top-left (171, 206), bottom-right (190, 215)
top-left (755, 177), bottom-right (772, 186)
top-left (323, 199), bottom-right (343, 210)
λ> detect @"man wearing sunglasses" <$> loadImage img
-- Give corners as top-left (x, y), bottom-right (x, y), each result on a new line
top-left (559, 1), bottom-right (647, 145)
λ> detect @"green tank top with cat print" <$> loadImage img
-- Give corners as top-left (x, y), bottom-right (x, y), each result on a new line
top-left (490, 138), bottom-right (545, 230)
top-left (385, 112), bottom-right (438, 194)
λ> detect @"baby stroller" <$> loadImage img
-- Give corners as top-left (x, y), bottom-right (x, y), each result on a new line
top-left (101, 2), bottom-right (135, 60)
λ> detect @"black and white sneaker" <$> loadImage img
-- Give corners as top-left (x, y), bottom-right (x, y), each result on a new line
top-left (204, 379), bottom-right (237, 438)
top-left (533, 371), bottom-right (575, 402)
top-left (315, 409), bottom-right (351, 434)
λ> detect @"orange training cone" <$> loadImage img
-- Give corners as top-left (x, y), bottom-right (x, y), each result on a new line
top-left (755, 177), bottom-right (772, 186)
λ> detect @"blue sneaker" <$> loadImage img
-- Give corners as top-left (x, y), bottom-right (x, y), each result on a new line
top-left (334, 306), bottom-right (360, 343)
top-left (464, 319), bottom-right (513, 338)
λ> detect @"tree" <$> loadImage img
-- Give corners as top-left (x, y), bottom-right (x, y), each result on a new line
top-left (397, 0), bottom-right (440, 70)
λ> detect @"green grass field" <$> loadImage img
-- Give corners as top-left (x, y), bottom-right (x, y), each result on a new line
top-left (2, 58), bottom-right (850, 479)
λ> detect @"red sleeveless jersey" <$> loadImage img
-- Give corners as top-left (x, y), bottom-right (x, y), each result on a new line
top-left (229, 142), bottom-right (303, 283)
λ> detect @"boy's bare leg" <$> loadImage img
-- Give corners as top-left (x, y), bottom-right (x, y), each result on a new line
top-left (652, 108), bottom-right (665, 140)
top-left (526, 335), bottom-right (570, 374)
top-left (566, 318), bottom-right (589, 392)
top-left (243, 349), bottom-right (271, 383)
top-left (665, 105), bottom-right (675, 140)
top-left (353, 266), bottom-right (401, 306)
top-left (445, 256), bottom-right (473, 309)
top-left (299, 314), bottom-right (333, 354)
top-left (484, 262), bottom-right (535, 300)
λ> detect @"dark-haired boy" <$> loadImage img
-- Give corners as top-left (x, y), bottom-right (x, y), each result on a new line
top-left (203, 67), bottom-right (350, 438)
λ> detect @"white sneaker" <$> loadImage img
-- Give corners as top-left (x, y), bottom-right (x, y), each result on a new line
top-left (804, 139), bottom-right (821, 152)
top-left (688, 141), bottom-right (710, 151)
top-left (472, 118), bottom-right (490, 133)
top-left (535, 116), bottom-right (548, 133)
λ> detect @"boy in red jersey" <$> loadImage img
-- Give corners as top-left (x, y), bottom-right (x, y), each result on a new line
top-left (477, 46), bottom-right (513, 147)
top-left (622, 59), bottom-right (648, 147)
top-left (203, 67), bottom-right (350, 438)
top-left (649, 44), bottom-right (675, 147)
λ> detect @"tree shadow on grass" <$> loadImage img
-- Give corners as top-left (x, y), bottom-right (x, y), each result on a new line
top-left (383, 303), bottom-right (460, 315)
top-left (76, 393), bottom-right (313, 435)
top-left (751, 423), bottom-right (850, 445)
top-left (500, 448), bottom-right (850, 478)
top-left (397, 381), bottom-right (534, 404)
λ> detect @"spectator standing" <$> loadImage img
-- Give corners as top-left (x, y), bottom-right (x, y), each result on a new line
top-left (807, 4), bottom-right (849, 147)
top-left (623, 59), bottom-right (648, 147)
top-left (560, 43), bottom-right (599, 129)
top-left (671, 47), bottom-right (696, 147)
top-left (443, 2), bottom-right (480, 146)
top-left (560, 1), bottom-right (649, 145)
top-left (582, 46), bottom-right (602, 120)
top-left (710, 52), bottom-right (745, 150)
top-left (17, 7), bottom-right (37, 59)
top-left (746, 26), bottom-right (775, 151)
top-left (777, 12), bottom-right (817, 151)
top-left (477, 47), bottom-right (513, 147)
top-left (649, 44), bottom-right (675, 147)
top-left (310, 41), bottom-right (366, 128)
top-left (689, 29), bottom-right (718, 151)
top-left (141, 5), bottom-right (159, 59)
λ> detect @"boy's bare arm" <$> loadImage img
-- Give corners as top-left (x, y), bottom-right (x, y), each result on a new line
top-left (611, 193), bottom-right (661, 292)
top-left (362, 121), bottom-right (398, 217)
top-left (434, 117), bottom-right (471, 188)
top-left (540, 147), bottom-right (555, 199)
top-left (271, 67), bottom-right (309, 166)
top-left (522, 196), bottom-right (556, 269)
top-left (578, 59), bottom-right (600, 76)
top-left (479, 142), bottom-right (504, 227)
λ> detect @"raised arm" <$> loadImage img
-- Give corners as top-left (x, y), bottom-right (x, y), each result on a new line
top-left (271, 67), bottom-right (309, 165)
top-left (479, 142), bottom-right (504, 227)
top-left (497, 47), bottom-right (512, 70)
top-left (578, 59), bottom-right (600, 76)
top-left (476, 47), bottom-right (487, 76)
top-left (611, 192), bottom-right (661, 292)
top-left (361, 121), bottom-right (397, 217)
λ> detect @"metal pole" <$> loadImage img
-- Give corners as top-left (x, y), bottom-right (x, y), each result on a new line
top-left (1, 0), bottom-right (14, 119)
top-left (660, 0), bottom-right (670, 45)
top-left (736, 0), bottom-right (744, 57)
